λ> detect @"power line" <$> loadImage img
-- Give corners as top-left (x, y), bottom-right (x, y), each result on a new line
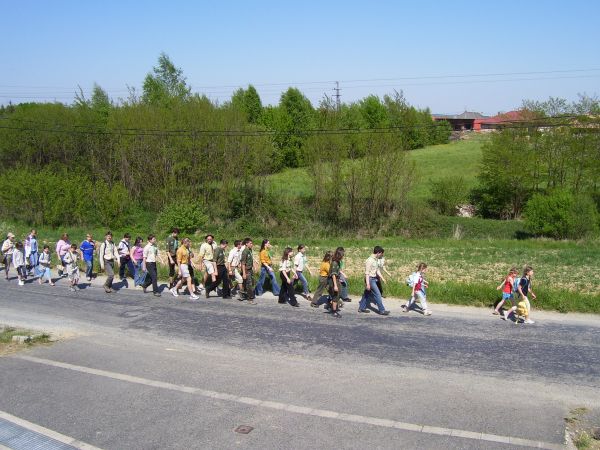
top-left (0, 116), bottom-right (590, 138)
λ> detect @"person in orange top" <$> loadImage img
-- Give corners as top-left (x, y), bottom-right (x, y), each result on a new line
top-left (254, 239), bottom-right (281, 296)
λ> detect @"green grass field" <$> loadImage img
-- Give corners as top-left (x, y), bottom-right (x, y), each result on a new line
top-left (265, 134), bottom-right (486, 201)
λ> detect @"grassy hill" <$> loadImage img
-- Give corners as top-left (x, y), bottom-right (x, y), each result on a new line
top-left (266, 134), bottom-right (487, 202)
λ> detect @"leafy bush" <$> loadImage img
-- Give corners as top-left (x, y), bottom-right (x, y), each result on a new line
top-left (524, 190), bottom-right (599, 239)
top-left (155, 201), bottom-right (208, 234)
top-left (429, 176), bottom-right (468, 215)
top-left (0, 167), bottom-right (129, 227)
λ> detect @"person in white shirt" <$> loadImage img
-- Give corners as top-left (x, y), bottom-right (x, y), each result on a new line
top-left (63, 243), bottom-right (80, 291)
top-left (227, 240), bottom-right (244, 296)
top-left (2, 232), bottom-right (16, 280)
top-left (117, 233), bottom-right (135, 280)
top-left (99, 231), bottom-right (120, 293)
top-left (293, 244), bottom-right (313, 301)
top-left (37, 245), bottom-right (55, 286)
top-left (142, 234), bottom-right (161, 297)
top-left (12, 241), bottom-right (26, 286)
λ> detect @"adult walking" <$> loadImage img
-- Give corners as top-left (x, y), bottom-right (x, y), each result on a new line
top-left (199, 234), bottom-right (217, 288)
top-left (278, 247), bottom-right (299, 307)
top-left (206, 240), bottom-right (230, 299)
top-left (255, 239), bottom-right (280, 297)
top-left (55, 233), bottom-right (71, 277)
top-left (227, 240), bottom-right (244, 297)
top-left (293, 244), bottom-right (312, 300)
top-left (240, 238), bottom-right (256, 304)
top-left (358, 246), bottom-right (390, 315)
top-left (80, 234), bottom-right (96, 281)
top-left (99, 232), bottom-right (119, 293)
top-left (2, 232), bottom-right (16, 280)
top-left (130, 237), bottom-right (145, 286)
top-left (166, 228), bottom-right (180, 289)
top-left (142, 234), bottom-right (161, 297)
top-left (117, 233), bottom-right (135, 280)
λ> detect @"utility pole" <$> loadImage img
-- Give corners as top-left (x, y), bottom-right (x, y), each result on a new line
top-left (334, 81), bottom-right (341, 111)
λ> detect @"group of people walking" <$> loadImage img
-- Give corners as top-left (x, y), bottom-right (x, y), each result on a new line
top-left (1, 228), bottom-right (538, 323)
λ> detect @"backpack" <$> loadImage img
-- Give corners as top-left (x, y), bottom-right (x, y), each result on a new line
top-left (513, 277), bottom-right (521, 293)
top-left (406, 272), bottom-right (418, 288)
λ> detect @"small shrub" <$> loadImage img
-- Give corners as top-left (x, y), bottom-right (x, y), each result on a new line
top-left (525, 190), bottom-right (599, 239)
top-left (429, 176), bottom-right (468, 215)
top-left (155, 201), bottom-right (208, 234)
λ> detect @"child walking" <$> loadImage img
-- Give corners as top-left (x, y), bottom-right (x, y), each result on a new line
top-left (506, 266), bottom-right (537, 324)
top-left (37, 245), bottom-right (55, 285)
top-left (494, 267), bottom-right (518, 316)
top-left (63, 243), bottom-right (80, 291)
top-left (310, 251), bottom-right (332, 307)
top-left (278, 247), bottom-right (299, 307)
top-left (402, 262), bottom-right (432, 316)
top-left (13, 242), bottom-right (27, 286)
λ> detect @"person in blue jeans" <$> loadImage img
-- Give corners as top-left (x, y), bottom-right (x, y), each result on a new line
top-left (79, 234), bottom-right (96, 281)
top-left (358, 246), bottom-right (390, 316)
top-left (254, 239), bottom-right (280, 296)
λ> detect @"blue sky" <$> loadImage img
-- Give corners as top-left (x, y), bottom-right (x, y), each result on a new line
top-left (2, 0), bottom-right (599, 114)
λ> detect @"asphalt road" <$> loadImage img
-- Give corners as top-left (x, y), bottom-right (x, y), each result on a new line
top-left (1, 277), bottom-right (599, 449)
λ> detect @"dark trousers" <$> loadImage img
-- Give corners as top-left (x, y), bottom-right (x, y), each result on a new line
top-left (119, 256), bottom-right (135, 279)
top-left (278, 272), bottom-right (298, 306)
top-left (242, 269), bottom-right (255, 300)
top-left (218, 265), bottom-right (230, 297)
top-left (143, 262), bottom-right (159, 293)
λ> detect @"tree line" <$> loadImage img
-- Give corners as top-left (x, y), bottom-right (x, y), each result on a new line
top-left (0, 53), bottom-right (450, 232)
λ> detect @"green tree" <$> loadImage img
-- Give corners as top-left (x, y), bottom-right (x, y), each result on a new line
top-left (525, 190), bottom-right (599, 239)
top-left (231, 85), bottom-right (263, 124)
top-left (142, 53), bottom-right (191, 106)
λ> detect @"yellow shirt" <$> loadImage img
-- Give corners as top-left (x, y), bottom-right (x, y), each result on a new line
top-left (176, 246), bottom-right (190, 265)
top-left (259, 249), bottom-right (272, 266)
top-left (319, 261), bottom-right (330, 277)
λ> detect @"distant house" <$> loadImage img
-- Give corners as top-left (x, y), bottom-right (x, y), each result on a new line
top-left (473, 110), bottom-right (531, 130)
top-left (432, 111), bottom-right (488, 131)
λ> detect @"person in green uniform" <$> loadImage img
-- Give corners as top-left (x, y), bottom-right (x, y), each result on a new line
top-left (327, 247), bottom-right (345, 318)
top-left (166, 228), bottom-right (180, 288)
top-left (240, 238), bottom-right (256, 305)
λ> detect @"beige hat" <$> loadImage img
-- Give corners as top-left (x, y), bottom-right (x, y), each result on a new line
top-left (7, 232), bottom-right (15, 238)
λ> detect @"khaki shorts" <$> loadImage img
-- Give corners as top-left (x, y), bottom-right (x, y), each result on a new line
top-left (180, 264), bottom-right (190, 279)
top-left (203, 259), bottom-right (215, 275)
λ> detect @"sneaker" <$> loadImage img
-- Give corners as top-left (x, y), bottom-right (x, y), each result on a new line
top-left (502, 310), bottom-right (508, 320)
top-left (379, 310), bottom-right (391, 316)
top-left (492, 310), bottom-right (500, 315)
top-left (189, 294), bottom-right (200, 300)
top-left (291, 303), bottom-right (300, 307)
top-left (332, 311), bottom-right (341, 318)
top-left (524, 319), bottom-right (535, 324)
top-left (18, 280), bottom-right (24, 286)
top-left (423, 310), bottom-right (432, 316)
top-left (153, 292), bottom-right (161, 297)
top-left (170, 287), bottom-right (179, 297)
top-left (310, 302), bottom-right (319, 308)
top-left (358, 309), bottom-right (370, 313)
top-left (69, 286), bottom-right (76, 292)
top-left (222, 296), bottom-right (232, 300)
